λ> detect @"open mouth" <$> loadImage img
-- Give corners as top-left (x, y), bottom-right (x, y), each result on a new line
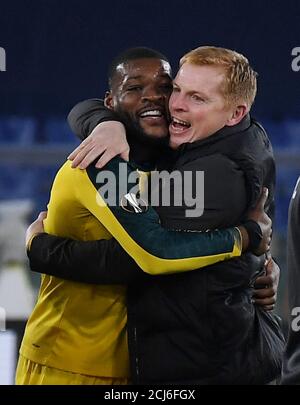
top-left (137, 105), bottom-right (171, 132)
top-left (140, 109), bottom-right (164, 119)
top-left (171, 117), bottom-right (191, 131)
top-left (138, 105), bottom-right (170, 125)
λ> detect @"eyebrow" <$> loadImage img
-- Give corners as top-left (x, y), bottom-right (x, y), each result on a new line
top-left (126, 75), bottom-right (143, 81)
top-left (173, 82), bottom-right (210, 99)
top-left (126, 73), bottom-right (171, 81)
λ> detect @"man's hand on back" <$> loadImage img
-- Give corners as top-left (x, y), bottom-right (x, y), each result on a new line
top-left (68, 121), bottom-right (130, 169)
top-left (238, 188), bottom-right (272, 255)
top-left (246, 187), bottom-right (272, 255)
top-left (25, 211), bottom-right (47, 250)
top-left (253, 257), bottom-right (280, 311)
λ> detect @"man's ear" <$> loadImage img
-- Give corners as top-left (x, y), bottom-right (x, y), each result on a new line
top-left (104, 91), bottom-right (114, 110)
top-left (226, 104), bottom-right (248, 127)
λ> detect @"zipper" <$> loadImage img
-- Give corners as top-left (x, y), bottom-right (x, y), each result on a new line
top-left (133, 327), bottom-right (140, 381)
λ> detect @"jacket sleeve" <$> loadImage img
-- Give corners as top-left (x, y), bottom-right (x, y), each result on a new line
top-left (28, 233), bottom-right (148, 285)
top-left (75, 157), bottom-right (243, 275)
top-left (67, 98), bottom-right (121, 141)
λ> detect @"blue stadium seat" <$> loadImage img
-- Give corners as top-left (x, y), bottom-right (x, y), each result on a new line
top-left (283, 119), bottom-right (300, 148)
top-left (263, 119), bottom-right (300, 149)
top-left (275, 167), bottom-right (299, 232)
top-left (31, 166), bottom-right (59, 212)
top-left (42, 118), bottom-right (77, 143)
top-left (0, 116), bottom-right (36, 144)
top-left (0, 165), bottom-right (58, 214)
top-left (262, 120), bottom-right (290, 149)
top-left (0, 166), bottom-right (36, 200)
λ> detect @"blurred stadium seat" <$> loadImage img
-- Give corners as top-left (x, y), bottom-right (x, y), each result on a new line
top-left (0, 165), bottom-right (58, 214)
top-left (275, 166), bottom-right (300, 233)
top-left (33, 166), bottom-right (58, 212)
top-left (263, 119), bottom-right (300, 150)
top-left (262, 119), bottom-right (290, 149)
top-left (283, 119), bottom-right (300, 148)
top-left (0, 117), bottom-right (37, 145)
top-left (0, 167), bottom-right (36, 200)
top-left (42, 117), bottom-right (77, 143)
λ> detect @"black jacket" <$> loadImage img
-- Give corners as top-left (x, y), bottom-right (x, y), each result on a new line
top-left (125, 114), bottom-right (284, 385)
top-left (29, 100), bottom-right (285, 384)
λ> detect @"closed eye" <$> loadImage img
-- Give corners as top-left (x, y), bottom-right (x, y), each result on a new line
top-left (127, 86), bottom-right (143, 91)
top-left (191, 94), bottom-right (205, 102)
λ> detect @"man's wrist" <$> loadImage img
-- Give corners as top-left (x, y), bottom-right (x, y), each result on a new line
top-left (26, 232), bottom-right (42, 251)
top-left (237, 225), bottom-right (249, 252)
top-left (242, 219), bottom-right (263, 252)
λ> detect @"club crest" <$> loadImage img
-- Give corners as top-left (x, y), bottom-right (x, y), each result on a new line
top-left (120, 193), bottom-right (148, 213)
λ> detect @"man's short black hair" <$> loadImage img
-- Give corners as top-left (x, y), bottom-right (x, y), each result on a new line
top-left (108, 47), bottom-right (170, 89)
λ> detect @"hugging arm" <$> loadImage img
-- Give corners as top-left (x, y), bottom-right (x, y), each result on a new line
top-left (67, 99), bottom-right (129, 168)
top-left (27, 160), bottom-right (271, 282)
top-left (68, 98), bottom-right (120, 141)
top-left (28, 233), bottom-right (147, 285)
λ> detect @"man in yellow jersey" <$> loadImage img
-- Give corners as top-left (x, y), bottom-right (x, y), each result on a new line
top-left (16, 47), bottom-right (272, 385)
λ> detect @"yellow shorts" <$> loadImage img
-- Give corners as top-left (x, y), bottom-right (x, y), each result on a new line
top-left (15, 355), bottom-right (129, 385)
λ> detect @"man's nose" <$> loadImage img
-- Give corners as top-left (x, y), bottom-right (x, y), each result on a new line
top-left (141, 89), bottom-right (164, 102)
top-left (169, 93), bottom-right (187, 111)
